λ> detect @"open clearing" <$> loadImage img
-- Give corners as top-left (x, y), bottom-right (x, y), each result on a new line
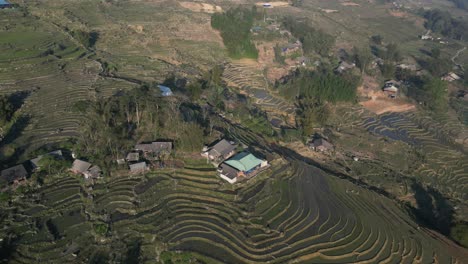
top-left (360, 98), bottom-right (416, 115)
top-left (179, 2), bottom-right (222, 13)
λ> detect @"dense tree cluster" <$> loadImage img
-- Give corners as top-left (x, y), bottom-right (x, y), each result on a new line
top-left (0, 95), bottom-right (14, 127)
top-left (423, 9), bottom-right (468, 40)
top-left (282, 17), bottom-right (335, 56)
top-left (73, 84), bottom-right (206, 173)
top-left (407, 77), bottom-right (448, 112)
top-left (280, 69), bottom-right (359, 134)
top-left (211, 7), bottom-right (259, 59)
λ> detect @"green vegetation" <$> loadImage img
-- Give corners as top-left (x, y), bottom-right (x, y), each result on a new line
top-left (74, 84), bottom-right (205, 172)
top-left (282, 17), bottom-right (335, 57)
top-left (423, 9), bottom-right (468, 40)
top-left (211, 7), bottom-right (258, 59)
top-left (0, 95), bottom-right (14, 127)
top-left (69, 29), bottom-right (99, 49)
top-left (451, 223), bottom-right (468, 248)
top-left (280, 69), bottom-right (359, 134)
top-left (408, 77), bottom-right (448, 112)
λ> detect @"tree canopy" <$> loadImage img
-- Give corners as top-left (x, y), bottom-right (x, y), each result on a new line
top-left (211, 7), bottom-right (259, 59)
top-left (423, 9), bottom-right (468, 40)
top-left (282, 17), bottom-right (335, 57)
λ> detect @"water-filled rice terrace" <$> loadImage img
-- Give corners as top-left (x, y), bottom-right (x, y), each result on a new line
top-left (6, 159), bottom-right (466, 263)
top-left (360, 111), bottom-right (468, 203)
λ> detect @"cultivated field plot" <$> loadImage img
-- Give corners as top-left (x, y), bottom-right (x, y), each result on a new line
top-left (333, 105), bottom-right (468, 216)
top-left (4, 159), bottom-right (467, 263)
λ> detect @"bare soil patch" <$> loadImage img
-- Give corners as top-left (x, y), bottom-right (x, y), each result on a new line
top-left (179, 2), bottom-right (222, 13)
top-left (341, 2), bottom-right (360, 6)
top-left (358, 75), bottom-right (416, 115)
top-left (389, 10), bottom-right (408, 18)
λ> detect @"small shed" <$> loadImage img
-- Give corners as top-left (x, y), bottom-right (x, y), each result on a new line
top-left (441, 72), bottom-right (461, 82)
top-left (84, 166), bottom-right (101, 179)
top-left (71, 159), bottom-right (92, 174)
top-left (126, 152), bottom-right (140, 162)
top-left (158, 85), bottom-right (173, 97)
top-left (309, 138), bottom-right (334, 152)
top-left (130, 162), bottom-right (147, 174)
top-left (218, 164), bottom-right (239, 184)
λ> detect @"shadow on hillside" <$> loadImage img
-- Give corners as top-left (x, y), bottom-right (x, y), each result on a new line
top-left (8, 90), bottom-right (31, 113)
top-left (410, 182), bottom-right (454, 235)
top-left (0, 115), bottom-right (31, 168)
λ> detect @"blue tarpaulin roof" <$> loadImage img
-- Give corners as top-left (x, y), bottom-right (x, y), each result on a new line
top-left (0, 0), bottom-right (10, 5)
top-left (158, 85), bottom-right (173, 96)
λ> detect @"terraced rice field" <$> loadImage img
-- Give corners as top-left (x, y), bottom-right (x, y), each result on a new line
top-left (5, 158), bottom-right (467, 263)
top-left (355, 111), bottom-right (468, 206)
top-left (223, 62), bottom-right (296, 127)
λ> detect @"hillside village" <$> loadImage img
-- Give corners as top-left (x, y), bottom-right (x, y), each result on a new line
top-left (0, 0), bottom-right (467, 262)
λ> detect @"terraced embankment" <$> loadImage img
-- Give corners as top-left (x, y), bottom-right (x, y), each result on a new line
top-left (5, 157), bottom-right (467, 263)
top-left (223, 61), bottom-right (296, 127)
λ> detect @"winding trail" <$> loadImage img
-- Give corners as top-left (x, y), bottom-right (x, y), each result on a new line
top-left (451, 47), bottom-right (466, 71)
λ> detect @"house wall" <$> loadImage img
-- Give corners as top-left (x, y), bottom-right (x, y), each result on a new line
top-left (219, 173), bottom-right (237, 184)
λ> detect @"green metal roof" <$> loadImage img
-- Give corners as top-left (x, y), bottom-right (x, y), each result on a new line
top-left (224, 152), bottom-right (263, 172)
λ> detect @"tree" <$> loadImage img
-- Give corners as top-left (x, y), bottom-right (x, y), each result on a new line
top-left (384, 43), bottom-right (402, 62)
top-left (274, 43), bottom-right (285, 65)
top-left (424, 78), bottom-right (447, 112)
top-left (431, 47), bottom-right (441, 59)
top-left (37, 155), bottom-right (70, 176)
top-left (0, 95), bottom-right (14, 127)
top-left (371, 35), bottom-right (383, 45)
top-left (211, 7), bottom-right (258, 59)
top-left (380, 62), bottom-right (396, 79)
top-left (353, 46), bottom-right (373, 74)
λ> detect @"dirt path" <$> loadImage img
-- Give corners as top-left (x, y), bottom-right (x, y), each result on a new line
top-left (452, 47), bottom-right (466, 71)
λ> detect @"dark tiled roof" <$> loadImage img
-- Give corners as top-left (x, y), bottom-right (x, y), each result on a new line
top-left (1, 164), bottom-right (28, 183)
top-left (220, 164), bottom-right (238, 180)
top-left (208, 139), bottom-right (235, 158)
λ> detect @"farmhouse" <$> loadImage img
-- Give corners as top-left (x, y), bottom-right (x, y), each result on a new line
top-left (135, 141), bottom-right (173, 159)
top-left (282, 41), bottom-right (302, 55)
top-left (202, 139), bottom-right (236, 163)
top-left (158, 85), bottom-right (173, 97)
top-left (441, 72), bottom-right (461, 82)
top-left (218, 152), bottom-right (268, 184)
top-left (309, 138), bottom-right (334, 152)
top-left (130, 162), bottom-right (147, 174)
top-left (1, 164), bottom-right (28, 185)
top-left (383, 80), bottom-right (399, 97)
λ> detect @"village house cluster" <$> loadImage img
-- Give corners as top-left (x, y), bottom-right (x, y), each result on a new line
top-left (202, 139), bottom-right (269, 184)
top-left (1, 150), bottom-right (65, 186)
top-left (1, 140), bottom-right (174, 187)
